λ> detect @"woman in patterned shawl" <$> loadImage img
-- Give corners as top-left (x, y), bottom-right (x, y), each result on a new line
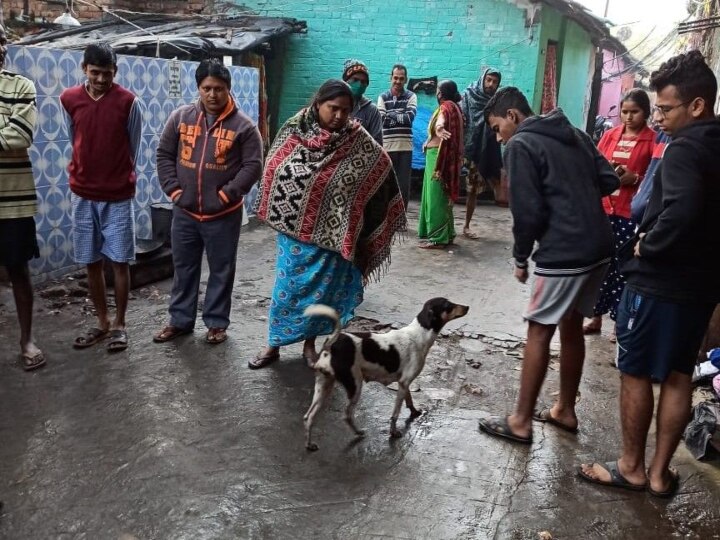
top-left (418, 80), bottom-right (464, 249)
top-left (250, 79), bottom-right (406, 369)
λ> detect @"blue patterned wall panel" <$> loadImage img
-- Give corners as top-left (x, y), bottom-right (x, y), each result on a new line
top-left (5, 45), bottom-right (260, 280)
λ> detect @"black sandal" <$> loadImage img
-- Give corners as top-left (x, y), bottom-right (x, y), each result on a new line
top-left (21, 351), bottom-right (46, 371)
top-left (478, 416), bottom-right (532, 444)
top-left (73, 327), bottom-right (109, 349)
top-left (107, 329), bottom-right (128, 352)
top-left (248, 349), bottom-right (280, 370)
top-left (577, 461), bottom-right (647, 491)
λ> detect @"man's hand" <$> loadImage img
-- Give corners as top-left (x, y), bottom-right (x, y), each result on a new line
top-left (514, 266), bottom-right (529, 283)
top-left (633, 232), bottom-right (646, 257)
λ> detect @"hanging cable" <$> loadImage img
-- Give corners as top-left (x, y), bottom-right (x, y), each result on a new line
top-left (72, 0), bottom-right (194, 56)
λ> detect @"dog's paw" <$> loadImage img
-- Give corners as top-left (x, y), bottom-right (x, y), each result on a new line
top-left (306, 442), bottom-right (319, 452)
top-left (389, 428), bottom-right (403, 439)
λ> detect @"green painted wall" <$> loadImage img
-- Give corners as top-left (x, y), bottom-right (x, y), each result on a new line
top-left (237, 0), bottom-right (542, 123)
top-left (531, 7), bottom-right (595, 127)
top-left (557, 20), bottom-right (595, 128)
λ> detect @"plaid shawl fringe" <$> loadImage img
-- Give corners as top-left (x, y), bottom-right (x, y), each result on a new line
top-left (255, 108), bottom-right (407, 281)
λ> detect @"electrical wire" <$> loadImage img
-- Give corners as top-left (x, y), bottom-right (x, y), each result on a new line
top-left (602, 25), bottom-right (656, 66)
top-left (601, 28), bottom-right (679, 81)
top-left (72, 0), bottom-right (194, 56)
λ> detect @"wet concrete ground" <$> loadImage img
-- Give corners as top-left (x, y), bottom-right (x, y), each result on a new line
top-left (1, 204), bottom-right (719, 539)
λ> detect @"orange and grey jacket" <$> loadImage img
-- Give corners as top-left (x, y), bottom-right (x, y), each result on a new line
top-left (157, 98), bottom-right (263, 221)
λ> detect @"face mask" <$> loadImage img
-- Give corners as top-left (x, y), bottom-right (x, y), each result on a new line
top-left (348, 80), bottom-right (368, 99)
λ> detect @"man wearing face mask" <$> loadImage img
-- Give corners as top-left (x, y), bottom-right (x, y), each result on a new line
top-left (342, 59), bottom-right (383, 145)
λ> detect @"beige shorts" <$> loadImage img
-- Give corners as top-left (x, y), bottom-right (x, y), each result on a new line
top-left (523, 264), bottom-right (609, 325)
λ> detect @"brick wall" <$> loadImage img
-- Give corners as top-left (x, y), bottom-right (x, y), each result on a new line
top-left (235, 0), bottom-right (542, 124)
top-left (1, 0), bottom-right (211, 22)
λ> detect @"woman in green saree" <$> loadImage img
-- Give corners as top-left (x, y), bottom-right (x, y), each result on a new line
top-left (418, 80), bottom-right (465, 249)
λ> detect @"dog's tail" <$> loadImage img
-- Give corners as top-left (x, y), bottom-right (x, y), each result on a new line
top-left (304, 304), bottom-right (342, 346)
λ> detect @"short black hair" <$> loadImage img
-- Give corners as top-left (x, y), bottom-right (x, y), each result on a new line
top-left (483, 87), bottom-right (534, 123)
top-left (621, 88), bottom-right (651, 120)
top-left (438, 80), bottom-right (461, 104)
top-left (650, 50), bottom-right (717, 111)
top-left (195, 58), bottom-right (232, 89)
top-left (83, 43), bottom-right (116, 68)
top-left (391, 64), bottom-right (407, 78)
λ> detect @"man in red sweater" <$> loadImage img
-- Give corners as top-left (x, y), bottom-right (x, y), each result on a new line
top-left (60, 43), bottom-right (142, 352)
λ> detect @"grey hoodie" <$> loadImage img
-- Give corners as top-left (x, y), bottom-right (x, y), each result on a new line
top-left (504, 109), bottom-right (619, 273)
top-left (352, 96), bottom-right (383, 145)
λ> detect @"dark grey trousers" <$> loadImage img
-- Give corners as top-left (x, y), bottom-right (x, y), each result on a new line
top-left (168, 207), bottom-right (242, 330)
top-left (390, 150), bottom-right (413, 210)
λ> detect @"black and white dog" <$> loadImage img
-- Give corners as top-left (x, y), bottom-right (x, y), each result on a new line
top-left (302, 298), bottom-right (469, 451)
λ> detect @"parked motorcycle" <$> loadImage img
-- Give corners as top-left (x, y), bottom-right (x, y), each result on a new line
top-left (592, 105), bottom-right (616, 144)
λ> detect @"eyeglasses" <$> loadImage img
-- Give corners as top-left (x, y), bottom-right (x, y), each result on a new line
top-left (652, 101), bottom-right (692, 118)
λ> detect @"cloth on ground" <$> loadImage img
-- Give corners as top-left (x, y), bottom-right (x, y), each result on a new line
top-left (683, 401), bottom-right (720, 459)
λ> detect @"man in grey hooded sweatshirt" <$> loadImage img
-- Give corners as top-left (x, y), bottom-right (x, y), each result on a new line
top-left (460, 68), bottom-right (502, 238)
top-left (477, 87), bottom-right (619, 445)
top-left (342, 59), bottom-right (383, 145)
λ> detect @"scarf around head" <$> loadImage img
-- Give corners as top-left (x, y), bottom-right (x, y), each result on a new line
top-left (461, 68), bottom-right (501, 144)
top-left (255, 107), bottom-right (406, 282)
top-left (430, 100), bottom-right (465, 202)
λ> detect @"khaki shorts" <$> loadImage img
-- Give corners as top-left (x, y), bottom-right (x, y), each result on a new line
top-left (524, 264), bottom-right (609, 325)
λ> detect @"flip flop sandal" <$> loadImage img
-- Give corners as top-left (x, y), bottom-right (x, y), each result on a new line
top-left (21, 351), bottom-right (46, 371)
top-left (532, 407), bottom-right (579, 433)
top-left (462, 231), bottom-right (480, 240)
top-left (577, 461), bottom-right (647, 491)
top-left (73, 327), bottom-right (110, 349)
top-left (153, 325), bottom-right (193, 343)
top-left (418, 242), bottom-right (446, 250)
top-left (647, 467), bottom-right (680, 498)
top-left (107, 329), bottom-right (128, 352)
top-left (478, 416), bottom-right (532, 445)
top-left (248, 350), bottom-right (280, 370)
top-left (206, 328), bottom-right (228, 344)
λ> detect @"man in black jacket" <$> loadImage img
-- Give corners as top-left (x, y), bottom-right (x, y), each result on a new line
top-left (580, 51), bottom-right (720, 498)
top-left (477, 87), bottom-right (619, 444)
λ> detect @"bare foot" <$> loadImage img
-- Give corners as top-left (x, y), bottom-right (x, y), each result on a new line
top-left (579, 459), bottom-right (647, 487)
top-left (463, 227), bottom-right (480, 240)
top-left (534, 404), bottom-right (578, 432)
top-left (506, 413), bottom-right (532, 440)
top-left (303, 342), bottom-right (318, 367)
top-left (21, 341), bottom-right (42, 359)
top-left (583, 316), bottom-right (602, 334)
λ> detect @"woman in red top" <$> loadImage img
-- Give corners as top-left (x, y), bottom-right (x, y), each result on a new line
top-left (584, 89), bottom-right (656, 340)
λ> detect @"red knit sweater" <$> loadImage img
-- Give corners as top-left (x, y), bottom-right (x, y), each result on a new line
top-left (60, 84), bottom-right (137, 201)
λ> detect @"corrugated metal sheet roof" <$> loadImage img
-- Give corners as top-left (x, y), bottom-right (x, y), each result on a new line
top-left (17, 14), bottom-right (306, 58)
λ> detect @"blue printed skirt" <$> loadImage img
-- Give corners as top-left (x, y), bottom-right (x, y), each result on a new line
top-left (268, 233), bottom-right (364, 347)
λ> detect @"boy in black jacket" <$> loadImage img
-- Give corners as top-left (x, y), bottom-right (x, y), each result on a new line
top-left (580, 51), bottom-right (720, 497)
top-left (477, 88), bottom-right (619, 444)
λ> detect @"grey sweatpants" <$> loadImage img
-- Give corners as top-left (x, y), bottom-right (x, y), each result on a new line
top-left (168, 206), bottom-right (242, 330)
